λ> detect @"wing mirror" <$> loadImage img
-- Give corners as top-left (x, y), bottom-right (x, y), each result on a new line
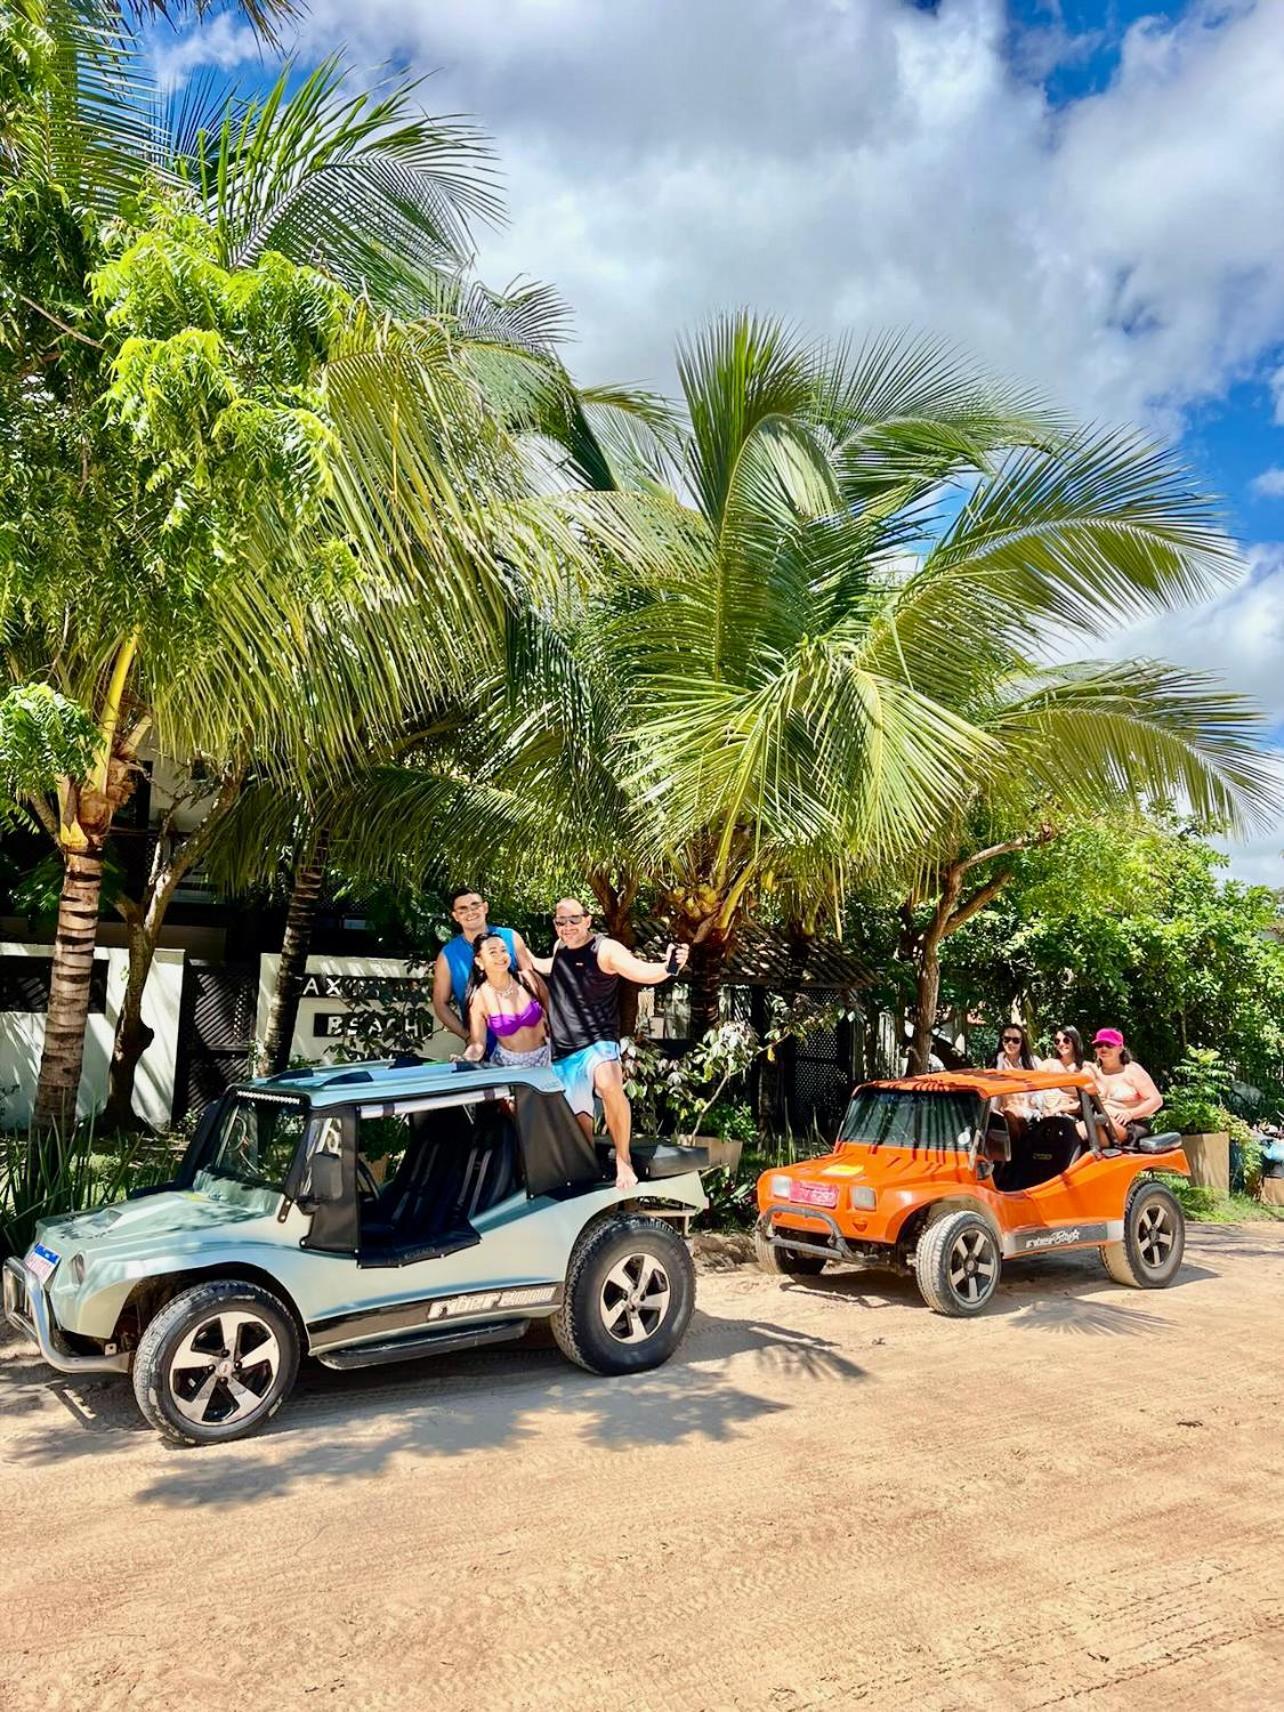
top-left (304, 1150), bottom-right (344, 1204)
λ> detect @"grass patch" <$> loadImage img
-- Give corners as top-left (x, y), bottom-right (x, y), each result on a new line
top-left (1158, 1173), bottom-right (1284, 1224)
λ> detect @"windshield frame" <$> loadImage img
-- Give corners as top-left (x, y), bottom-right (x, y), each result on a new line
top-left (189, 1089), bottom-right (314, 1207)
top-left (837, 1085), bottom-right (984, 1154)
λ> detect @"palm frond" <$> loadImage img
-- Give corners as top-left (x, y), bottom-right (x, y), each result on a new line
top-left (987, 662), bottom-right (1282, 834)
top-left (677, 311), bottom-right (820, 526)
top-left (14, 0), bottom-right (161, 211)
top-left (183, 58), bottom-right (502, 307)
top-left (857, 429), bottom-right (1238, 691)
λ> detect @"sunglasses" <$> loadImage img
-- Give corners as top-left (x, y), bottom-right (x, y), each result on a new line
top-left (553, 913), bottom-right (588, 926)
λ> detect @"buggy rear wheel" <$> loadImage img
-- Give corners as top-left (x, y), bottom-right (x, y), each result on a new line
top-left (1101, 1180), bottom-right (1185, 1288)
top-left (553, 1215), bottom-right (695, 1376)
top-left (915, 1210), bottom-right (1001, 1316)
top-left (754, 1219), bottom-right (827, 1276)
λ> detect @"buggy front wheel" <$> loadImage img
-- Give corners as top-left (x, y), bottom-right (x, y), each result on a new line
top-left (133, 1280), bottom-right (300, 1446)
top-left (754, 1219), bottom-right (827, 1276)
top-left (915, 1210), bottom-right (1001, 1316)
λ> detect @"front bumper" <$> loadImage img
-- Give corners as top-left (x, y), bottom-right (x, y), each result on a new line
top-left (761, 1203), bottom-right (872, 1263)
top-left (2, 1255), bottom-right (129, 1375)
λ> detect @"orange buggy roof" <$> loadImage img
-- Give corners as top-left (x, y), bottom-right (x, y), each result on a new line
top-left (865, 1068), bottom-right (1096, 1098)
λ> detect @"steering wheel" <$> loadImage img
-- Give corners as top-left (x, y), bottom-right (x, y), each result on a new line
top-left (356, 1157), bottom-right (381, 1202)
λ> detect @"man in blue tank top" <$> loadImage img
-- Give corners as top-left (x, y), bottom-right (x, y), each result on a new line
top-left (530, 897), bottom-right (688, 1189)
top-left (432, 887), bottom-right (533, 1050)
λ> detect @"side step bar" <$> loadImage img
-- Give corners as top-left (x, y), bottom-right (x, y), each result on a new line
top-left (315, 1317), bottom-right (531, 1371)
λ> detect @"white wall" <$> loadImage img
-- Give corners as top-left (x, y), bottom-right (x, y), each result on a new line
top-left (0, 943), bottom-right (184, 1128)
top-left (257, 953), bottom-right (454, 1066)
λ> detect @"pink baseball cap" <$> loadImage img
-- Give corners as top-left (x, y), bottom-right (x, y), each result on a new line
top-left (1092, 1027), bottom-right (1124, 1048)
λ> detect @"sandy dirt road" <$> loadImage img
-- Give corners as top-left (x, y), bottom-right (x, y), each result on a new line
top-left (2, 1223), bottom-right (1283, 1712)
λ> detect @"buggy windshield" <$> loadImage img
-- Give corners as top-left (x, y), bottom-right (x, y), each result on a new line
top-left (838, 1087), bottom-right (981, 1151)
top-left (193, 1093), bottom-right (308, 1208)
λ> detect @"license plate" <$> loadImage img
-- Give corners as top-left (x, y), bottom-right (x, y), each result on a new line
top-left (26, 1244), bottom-right (59, 1283)
top-left (791, 1182), bottom-right (838, 1209)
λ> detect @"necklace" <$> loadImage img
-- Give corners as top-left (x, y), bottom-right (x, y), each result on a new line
top-left (494, 978), bottom-right (523, 1006)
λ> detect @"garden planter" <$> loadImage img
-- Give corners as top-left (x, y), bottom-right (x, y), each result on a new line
top-left (688, 1136), bottom-right (745, 1173)
top-left (1261, 1176), bottom-right (1284, 1209)
top-left (1182, 1131), bottom-right (1229, 1194)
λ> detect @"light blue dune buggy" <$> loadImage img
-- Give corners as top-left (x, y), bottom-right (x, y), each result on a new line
top-left (3, 1059), bottom-right (709, 1445)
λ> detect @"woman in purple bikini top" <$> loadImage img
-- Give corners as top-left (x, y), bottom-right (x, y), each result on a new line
top-left (461, 932), bottom-right (550, 1064)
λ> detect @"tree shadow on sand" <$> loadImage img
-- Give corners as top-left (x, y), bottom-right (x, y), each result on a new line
top-left (774, 1246), bottom-right (1218, 1337)
top-left (4, 1309), bottom-right (867, 1504)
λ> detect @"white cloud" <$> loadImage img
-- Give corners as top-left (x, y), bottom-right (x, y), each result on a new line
top-left (151, 0), bottom-right (1284, 422)
top-left (151, 12), bottom-right (261, 93)
top-left (154, 0), bottom-right (1284, 882)
top-left (1251, 467), bottom-right (1284, 498)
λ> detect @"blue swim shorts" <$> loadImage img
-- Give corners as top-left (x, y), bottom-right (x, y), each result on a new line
top-left (552, 1040), bottom-right (620, 1117)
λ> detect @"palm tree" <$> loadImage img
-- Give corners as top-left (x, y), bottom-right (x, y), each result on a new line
top-left (289, 317), bottom-right (1276, 1051)
top-left (589, 315), bottom-right (1271, 1035)
top-left (0, 22), bottom-right (574, 1128)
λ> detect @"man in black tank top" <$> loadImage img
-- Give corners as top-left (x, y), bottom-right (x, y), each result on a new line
top-left (530, 897), bottom-right (688, 1189)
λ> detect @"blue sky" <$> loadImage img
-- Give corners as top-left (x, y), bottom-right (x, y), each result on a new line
top-left (1006, 2), bottom-right (1284, 551)
top-left (159, 0), bottom-right (1284, 880)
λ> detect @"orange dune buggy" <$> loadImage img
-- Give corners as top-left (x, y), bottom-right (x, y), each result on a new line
top-left (756, 1068), bottom-right (1190, 1315)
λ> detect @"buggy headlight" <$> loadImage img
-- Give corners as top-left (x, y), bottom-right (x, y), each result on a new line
top-left (849, 1186), bottom-right (877, 1211)
top-left (769, 1174), bottom-right (793, 1200)
top-left (68, 1253), bottom-right (86, 1285)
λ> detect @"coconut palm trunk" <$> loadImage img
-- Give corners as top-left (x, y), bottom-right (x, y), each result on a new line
top-left (33, 848), bottom-right (106, 1132)
top-left (262, 824), bottom-right (331, 1075)
top-left (102, 918), bottom-right (156, 1131)
top-left (33, 704), bottom-right (140, 1132)
top-left (686, 926), bottom-right (730, 1040)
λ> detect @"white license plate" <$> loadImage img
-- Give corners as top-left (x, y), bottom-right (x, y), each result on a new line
top-left (26, 1244), bottom-right (59, 1283)
top-left (791, 1183), bottom-right (838, 1209)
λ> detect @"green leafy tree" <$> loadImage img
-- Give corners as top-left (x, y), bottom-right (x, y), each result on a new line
top-left (0, 20), bottom-right (568, 1128)
top-left (897, 661), bottom-right (1274, 1072)
top-left (938, 816), bottom-right (1284, 1095)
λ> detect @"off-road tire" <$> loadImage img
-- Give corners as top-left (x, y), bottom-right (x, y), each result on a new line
top-left (915, 1209), bottom-right (1002, 1316)
top-left (552, 1215), bottom-right (695, 1376)
top-left (133, 1280), bottom-right (300, 1447)
top-left (1101, 1179), bottom-right (1185, 1289)
top-left (754, 1219), bottom-right (827, 1276)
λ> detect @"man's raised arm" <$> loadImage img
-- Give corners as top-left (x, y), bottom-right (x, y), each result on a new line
top-left (597, 939), bottom-right (689, 985)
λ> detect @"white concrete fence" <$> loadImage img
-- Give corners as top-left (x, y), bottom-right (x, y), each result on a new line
top-left (0, 946), bottom-right (454, 1130)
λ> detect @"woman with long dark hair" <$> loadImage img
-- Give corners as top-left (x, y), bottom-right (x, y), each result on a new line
top-left (995, 1022), bottom-right (1038, 1129)
top-left (995, 1023), bottom-right (1035, 1072)
top-left (1045, 1024), bottom-right (1084, 1068)
top-left (1040, 1025), bottom-right (1086, 1118)
top-left (462, 932), bottom-right (552, 1068)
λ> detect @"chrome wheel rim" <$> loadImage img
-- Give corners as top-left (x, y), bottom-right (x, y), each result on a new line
top-left (1135, 1199), bottom-right (1177, 1271)
top-left (600, 1253), bottom-right (672, 1344)
top-left (948, 1228), bottom-right (997, 1305)
top-left (169, 1310), bottom-right (281, 1428)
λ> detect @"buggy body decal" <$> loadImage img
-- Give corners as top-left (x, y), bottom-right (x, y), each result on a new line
top-left (1003, 1220), bottom-right (1122, 1257)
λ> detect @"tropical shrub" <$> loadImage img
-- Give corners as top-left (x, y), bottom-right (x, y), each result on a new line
top-left (0, 1125), bottom-right (176, 1260)
top-left (1163, 1046), bottom-right (1233, 1136)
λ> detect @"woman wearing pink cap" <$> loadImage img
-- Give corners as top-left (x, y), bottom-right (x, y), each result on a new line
top-left (1091, 1028), bottom-right (1163, 1144)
